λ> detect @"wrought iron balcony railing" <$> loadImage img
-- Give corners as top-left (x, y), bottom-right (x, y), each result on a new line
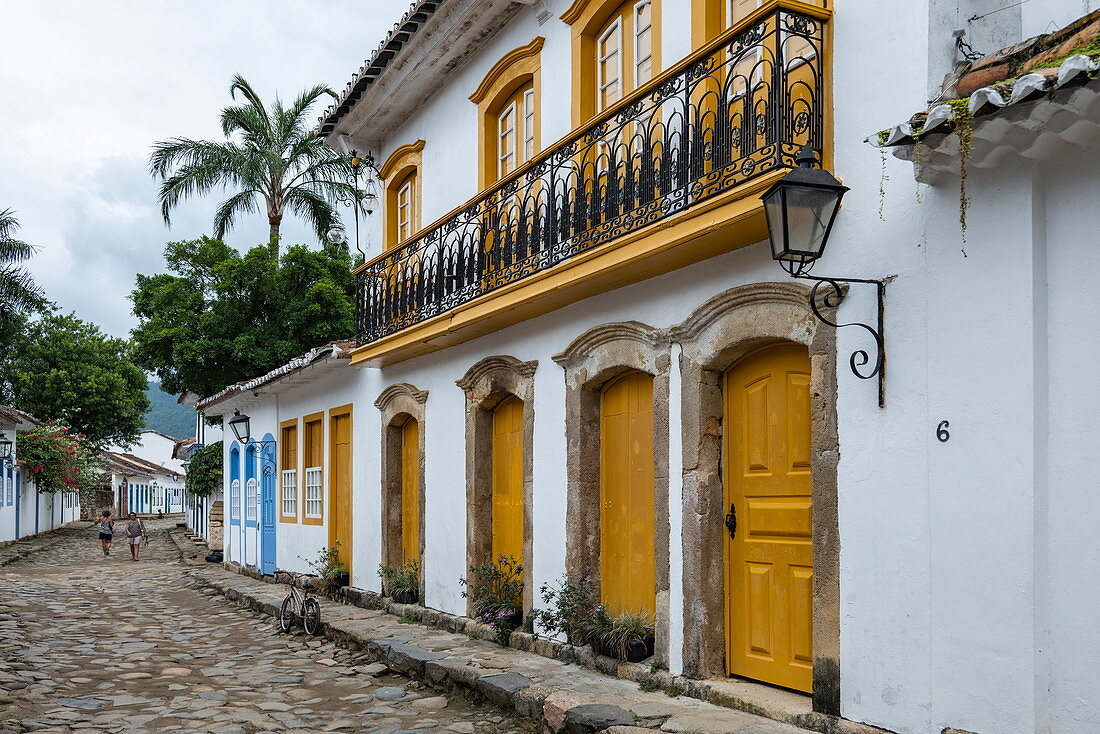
top-left (356, 2), bottom-right (826, 345)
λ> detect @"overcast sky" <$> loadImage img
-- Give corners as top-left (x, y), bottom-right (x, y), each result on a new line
top-left (0, 1), bottom-right (408, 338)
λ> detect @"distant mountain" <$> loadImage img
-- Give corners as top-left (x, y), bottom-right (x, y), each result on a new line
top-left (142, 382), bottom-right (194, 440)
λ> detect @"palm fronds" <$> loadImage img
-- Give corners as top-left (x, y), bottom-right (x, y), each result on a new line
top-left (150, 75), bottom-right (353, 242)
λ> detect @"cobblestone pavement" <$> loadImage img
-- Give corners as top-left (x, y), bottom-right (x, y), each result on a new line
top-left (0, 519), bottom-right (534, 734)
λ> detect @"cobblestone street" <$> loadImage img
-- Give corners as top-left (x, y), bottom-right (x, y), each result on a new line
top-left (0, 520), bottom-right (531, 734)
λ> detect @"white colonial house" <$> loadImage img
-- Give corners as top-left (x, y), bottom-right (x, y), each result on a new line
top-left (0, 405), bottom-right (74, 542)
top-left (101, 451), bottom-right (185, 516)
top-left (202, 2), bottom-right (1100, 732)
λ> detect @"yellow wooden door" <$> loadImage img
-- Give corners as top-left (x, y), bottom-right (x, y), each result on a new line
top-left (491, 396), bottom-right (524, 563)
top-left (724, 343), bottom-right (813, 692)
top-left (400, 418), bottom-right (420, 565)
top-left (599, 371), bottom-right (656, 617)
top-left (329, 410), bottom-right (353, 577)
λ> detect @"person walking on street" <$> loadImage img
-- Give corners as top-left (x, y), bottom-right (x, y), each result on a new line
top-left (125, 512), bottom-right (147, 561)
top-left (94, 510), bottom-right (114, 556)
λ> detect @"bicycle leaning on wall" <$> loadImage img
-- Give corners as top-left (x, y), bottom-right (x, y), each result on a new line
top-left (277, 570), bottom-right (322, 635)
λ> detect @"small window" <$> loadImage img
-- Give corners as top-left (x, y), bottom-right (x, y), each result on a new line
top-left (634, 0), bottom-right (653, 85)
top-left (598, 19), bottom-right (623, 111)
top-left (305, 467), bottom-right (324, 518)
top-left (231, 478), bottom-right (241, 519)
top-left (523, 88), bottom-right (536, 161)
top-left (245, 477), bottom-right (258, 522)
top-left (498, 101), bottom-right (518, 178)
top-left (396, 177), bottom-right (415, 243)
top-left (281, 470), bottom-right (298, 517)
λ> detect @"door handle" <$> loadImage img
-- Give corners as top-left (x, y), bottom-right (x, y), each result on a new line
top-left (725, 503), bottom-right (737, 539)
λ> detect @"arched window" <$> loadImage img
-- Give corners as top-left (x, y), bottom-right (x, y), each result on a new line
top-left (379, 141), bottom-right (426, 251)
top-left (561, 0), bottom-right (662, 125)
top-left (470, 38), bottom-right (544, 189)
top-left (245, 477), bottom-right (258, 523)
top-left (230, 444), bottom-right (241, 523)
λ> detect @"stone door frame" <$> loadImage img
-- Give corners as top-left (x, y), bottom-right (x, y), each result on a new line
top-left (552, 321), bottom-right (673, 666)
top-left (456, 355), bottom-right (539, 614)
top-left (669, 282), bottom-right (841, 715)
top-left (375, 382), bottom-right (429, 598)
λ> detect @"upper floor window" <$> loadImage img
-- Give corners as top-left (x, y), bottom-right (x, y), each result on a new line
top-left (378, 141), bottom-right (426, 251)
top-left (396, 172), bottom-right (416, 243)
top-left (561, 0), bottom-right (661, 124)
top-left (471, 38), bottom-right (544, 189)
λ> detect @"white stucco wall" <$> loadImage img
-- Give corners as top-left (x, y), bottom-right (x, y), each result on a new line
top-left (203, 1), bottom-right (1100, 732)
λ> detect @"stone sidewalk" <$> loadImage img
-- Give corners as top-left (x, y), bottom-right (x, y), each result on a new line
top-left (174, 534), bottom-right (887, 734)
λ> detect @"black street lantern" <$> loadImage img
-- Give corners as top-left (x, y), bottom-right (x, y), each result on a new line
top-left (0, 432), bottom-right (12, 460)
top-left (228, 410), bottom-right (251, 444)
top-left (762, 144), bottom-right (849, 276)
top-left (762, 143), bottom-right (885, 408)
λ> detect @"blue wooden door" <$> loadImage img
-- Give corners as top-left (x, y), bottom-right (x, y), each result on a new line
top-left (260, 439), bottom-right (277, 575)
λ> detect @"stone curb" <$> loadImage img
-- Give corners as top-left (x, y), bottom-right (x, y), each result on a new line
top-left (0, 527), bottom-right (71, 566)
top-left (179, 559), bottom-right (895, 734)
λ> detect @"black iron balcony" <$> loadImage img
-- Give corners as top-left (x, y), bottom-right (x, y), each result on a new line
top-left (356, 2), bottom-right (827, 346)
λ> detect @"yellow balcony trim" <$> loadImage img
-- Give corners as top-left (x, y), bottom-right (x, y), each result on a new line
top-left (349, 170), bottom-right (783, 367)
top-left (353, 0), bottom-right (832, 278)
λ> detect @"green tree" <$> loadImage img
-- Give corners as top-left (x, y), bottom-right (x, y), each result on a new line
top-left (185, 441), bottom-right (223, 498)
top-left (130, 237), bottom-right (355, 399)
top-left (150, 75), bottom-right (354, 242)
top-left (0, 209), bottom-right (46, 341)
top-left (3, 312), bottom-right (149, 447)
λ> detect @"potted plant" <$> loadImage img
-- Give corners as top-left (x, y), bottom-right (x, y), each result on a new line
top-left (589, 610), bottom-right (655, 663)
top-left (378, 559), bottom-right (421, 604)
top-left (460, 555), bottom-right (524, 646)
top-left (307, 544), bottom-right (349, 597)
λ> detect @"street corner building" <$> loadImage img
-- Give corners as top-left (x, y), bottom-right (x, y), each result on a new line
top-left (196, 2), bottom-right (1100, 733)
top-left (0, 406), bottom-right (79, 542)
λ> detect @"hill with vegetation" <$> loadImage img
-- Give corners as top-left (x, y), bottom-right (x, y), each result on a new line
top-left (142, 381), bottom-right (193, 440)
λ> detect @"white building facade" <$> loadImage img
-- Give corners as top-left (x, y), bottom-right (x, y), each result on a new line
top-left (205, 2), bottom-right (1100, 732)
top-left (0, 406), bottom-right (73, 542)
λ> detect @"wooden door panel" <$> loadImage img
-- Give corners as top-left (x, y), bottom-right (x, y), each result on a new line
top-left (600, 371), bottom-right (656, 617)
top-left (491, 396), bottom-right (525, 564)
top-left (330, 412), bottom-right (353, 577)
top-left (400, 419), bottom-right (420, 566)
top-left (725, 344), bottom-right (813, 692)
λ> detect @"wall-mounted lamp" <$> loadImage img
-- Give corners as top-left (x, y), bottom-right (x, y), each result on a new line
top-left (0, 432), bottom-right (12, 460)
top-left (762, 144), bottom-right (886, 407)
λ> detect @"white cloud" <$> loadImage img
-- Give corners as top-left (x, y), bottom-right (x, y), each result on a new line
top-left (0, 0), bottom-right (408, 337)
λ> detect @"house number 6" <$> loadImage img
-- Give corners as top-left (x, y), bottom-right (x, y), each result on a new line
top-left (936, 421), bottom-right (950, 442)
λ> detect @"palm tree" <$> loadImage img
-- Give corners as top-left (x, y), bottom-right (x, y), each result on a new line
top-left (150, 75), bottom-right (355, 243)
top-left (0, 209), bottom-right (44, 319)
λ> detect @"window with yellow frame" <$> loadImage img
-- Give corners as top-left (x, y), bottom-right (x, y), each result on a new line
top-left (561, 0), bottom-right (661, 126)
top-left (470, 37), bottom-right (544, 190)
top-left (378, 140), bottom-right (426, 252)
top-left (279, 420), bottom-right (299, 522)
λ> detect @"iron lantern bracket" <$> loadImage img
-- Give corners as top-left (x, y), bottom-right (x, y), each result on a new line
top-left (790, 272), bottom-right (887, 408)
top-left (245, 440), bottom-right (278, 476)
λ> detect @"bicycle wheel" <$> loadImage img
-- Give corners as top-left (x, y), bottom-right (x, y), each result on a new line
top-left (279, 594), bottom-right (299, 633)
top-left (302, 597), bottom-right (321, 636)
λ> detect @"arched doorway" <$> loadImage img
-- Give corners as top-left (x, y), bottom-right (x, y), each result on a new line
top-left (724, 342), bottom-right (813, 692)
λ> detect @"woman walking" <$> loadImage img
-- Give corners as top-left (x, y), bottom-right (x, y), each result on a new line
top-left (94, 510), bottom-right (113, 556)
top-left (124, 512), bottom-right (147, 561)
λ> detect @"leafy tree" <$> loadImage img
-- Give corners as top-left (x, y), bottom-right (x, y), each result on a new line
top-left (18, 423), bottom-right (101, 494)
top-left (149, 75), bottom-right (355, 242)
top-left (185, 441), bottom-right (223, 498)
top-left (130, 237), bottom-right (355, 399)
top-left (0, 209), bottom-right (46, 340)
top-left (3, 312), bottom-right (149, 447)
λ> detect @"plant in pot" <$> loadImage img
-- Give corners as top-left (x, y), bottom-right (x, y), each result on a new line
top-left (460, 554), bottom-right (524, 646)
top-left (378, 559), bottom-right (420, 604)
top-left (589, 609), bottom-right (656, 663)
top-left (530, 574), bottom-right (601, 646)
top-left (307, 543), bottom-right (349, 598)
